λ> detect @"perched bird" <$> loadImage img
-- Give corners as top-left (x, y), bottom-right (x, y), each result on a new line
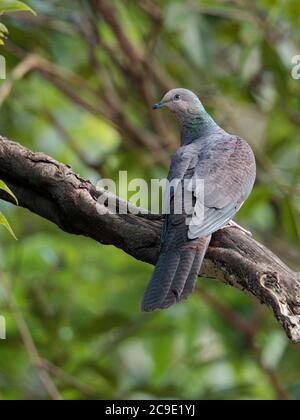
top-left (141, 88), bottom-right (256, 312)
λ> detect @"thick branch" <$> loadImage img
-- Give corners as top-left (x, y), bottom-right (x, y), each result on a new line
top-left (1, 135), bottom-right (300, 343)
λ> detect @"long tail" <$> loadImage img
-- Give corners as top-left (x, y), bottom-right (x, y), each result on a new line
top-left (141, 235), bottom-right (211, 312)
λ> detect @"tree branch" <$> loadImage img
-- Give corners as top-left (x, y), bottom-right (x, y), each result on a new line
top-left (1, 135), bottom-right (300, 343)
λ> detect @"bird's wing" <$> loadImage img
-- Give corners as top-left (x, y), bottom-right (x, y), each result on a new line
top-left (188, 135), bottom-right (256, 239)
top-left (161, 146), bottom-right (194, 214)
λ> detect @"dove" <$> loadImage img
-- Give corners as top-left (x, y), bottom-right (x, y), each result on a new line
top-left (141, 88), bottom-right (256, 311)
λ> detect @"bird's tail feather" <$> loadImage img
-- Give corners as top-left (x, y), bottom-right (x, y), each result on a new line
top-left (180, 236), bottom-right (211, 300)
top-left (141, 235), bottom-right (211, 312)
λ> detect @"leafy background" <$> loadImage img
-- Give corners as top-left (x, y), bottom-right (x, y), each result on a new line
top-left (0, 0), bottom-right (300, 400)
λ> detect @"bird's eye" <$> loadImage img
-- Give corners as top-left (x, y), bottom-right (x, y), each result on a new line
top-left (173, 94), bottom-right (181, 101)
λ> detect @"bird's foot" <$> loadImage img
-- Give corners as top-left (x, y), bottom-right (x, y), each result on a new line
top-left (224, 220), bottom-right (252, 237)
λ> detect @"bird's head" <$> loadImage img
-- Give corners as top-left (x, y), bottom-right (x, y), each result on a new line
top-left (152, 88), bottom-right (204, 118)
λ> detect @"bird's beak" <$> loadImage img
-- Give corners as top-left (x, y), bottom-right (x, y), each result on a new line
top-left (152, 101), bottom-right (165, 110)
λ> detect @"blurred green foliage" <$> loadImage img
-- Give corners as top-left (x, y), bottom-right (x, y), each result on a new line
top-left (0, 0), bottom-right (300, 400)
top-left (0, 0), bottom-right (35, 43)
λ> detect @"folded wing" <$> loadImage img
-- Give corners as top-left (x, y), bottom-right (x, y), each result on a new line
top-left (188, 136), bottom-right (256, 239)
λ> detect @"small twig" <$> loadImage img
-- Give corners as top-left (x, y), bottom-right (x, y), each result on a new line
top-left (41, 359), bottom-right (96, 398)
top-left (1, 275), bottom-right (62, 401)
top-left (3, 44), bottom-right (168, 160)
top-left (94, 0), bottom-right (172, 92)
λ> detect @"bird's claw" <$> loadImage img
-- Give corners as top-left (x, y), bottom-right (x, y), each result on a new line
top-left (224, 220), bottom-right (252, 237)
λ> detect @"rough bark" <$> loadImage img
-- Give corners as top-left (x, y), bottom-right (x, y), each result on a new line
top-left (1, 135), bottom-right (300, 343)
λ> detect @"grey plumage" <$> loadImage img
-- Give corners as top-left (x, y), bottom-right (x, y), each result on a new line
top-left (141, 88), bottom-right (256, 312)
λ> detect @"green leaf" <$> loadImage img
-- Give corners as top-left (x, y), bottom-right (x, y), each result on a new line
top-left (0, 211), bottom-right (17, 240)
top-left (0, 22), bottom-right (8, 44)
top-left (0, 180), bottom-right (18, 239)
top-left (0, 23), bottom-right (8, 34)
top-left (0, 180), bottom-right (18, 205)
top-left (0, 0), bottom-right (36, 15)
